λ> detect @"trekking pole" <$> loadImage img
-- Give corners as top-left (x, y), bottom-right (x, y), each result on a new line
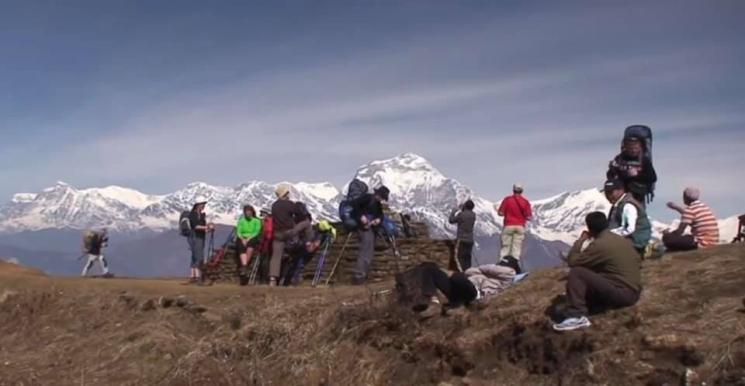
top-left (453, 239), bottom-right (463, 272)
top-left (248, 254), bottom-right (261, 285)
top-left (325, 233), bottom-right (352, 286)
top-left (312, 237), bottom-right (332, 287)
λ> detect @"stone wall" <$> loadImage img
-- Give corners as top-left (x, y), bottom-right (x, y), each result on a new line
top-left (203, 217), bottom-right (455, 285)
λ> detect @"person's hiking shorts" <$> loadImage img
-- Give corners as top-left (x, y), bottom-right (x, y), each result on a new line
top-left (236, 237), bottom-right (260, 255)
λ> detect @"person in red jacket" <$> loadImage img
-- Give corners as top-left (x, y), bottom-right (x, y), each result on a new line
top-left (496, 183), bottom-right (532, 260)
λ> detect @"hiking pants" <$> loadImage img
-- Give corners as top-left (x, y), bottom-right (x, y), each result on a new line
top-left (81, 254), bottom-right (109, 276)
top-left (565, 267), bottom-right (640, 318)
top-left (500, 226), bottom-right (525, 259)
top-left (662, 233), bottom-right (698, 252)
top-left (270, 220), bottom-right (312, 279)
top-left (456, 240), bottom-right (474, 271)
top-left (413, 262), bottom-right (452, 299)
top-left (189, 237), bottom-right (205, 268)
top-left (354, 228), bottom-right (375, 282)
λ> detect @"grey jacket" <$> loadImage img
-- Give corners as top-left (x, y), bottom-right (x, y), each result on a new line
top-left (449, 208), bottom-right (475, 242)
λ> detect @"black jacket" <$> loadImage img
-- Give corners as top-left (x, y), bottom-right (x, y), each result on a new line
top-left (189, 211), bottom-right (207, 239)
top-left (607, 154), bottom-right (657, 195)
top-left (350, 193), bottom-right (383, 223)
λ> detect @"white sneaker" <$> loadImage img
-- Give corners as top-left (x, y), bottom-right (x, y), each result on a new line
top-left (552, 316), bottom-right (591, 331)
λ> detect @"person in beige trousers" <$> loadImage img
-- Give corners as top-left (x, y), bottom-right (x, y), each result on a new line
top-left (496, 183), bottom-right (533, 260)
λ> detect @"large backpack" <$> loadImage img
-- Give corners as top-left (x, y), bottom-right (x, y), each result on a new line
top-left (347, 178), bottom-right (369, 201)
top-left (623, 125), bottom-right (655, 201)
top-left (179, 211), bottom-right (192, 237)
top-left (623, 125), bottom-right (653, 161)
top-left (339, 178), bottom-right (370, 231)
top-left (82, 230), bottom-right (100, 253)
top-left (258, 215), bottom-right (274, 255)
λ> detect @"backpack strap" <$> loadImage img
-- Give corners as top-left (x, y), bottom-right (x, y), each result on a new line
top-left (512, 196), bottom-right (529, 219)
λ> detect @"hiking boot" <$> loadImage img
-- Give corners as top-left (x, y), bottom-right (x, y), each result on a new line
top-left (418, 303), bottom-right (442, 320)
top-left (269, 277), bottom-right (278, 287)
top-left (552, 316), bottom-right (592, 332)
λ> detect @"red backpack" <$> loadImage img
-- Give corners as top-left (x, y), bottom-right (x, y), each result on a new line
top-left (258, 216), bottom-right (274, 255)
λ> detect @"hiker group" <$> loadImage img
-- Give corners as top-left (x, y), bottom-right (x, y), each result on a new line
top-left (177, 178), bottom-right (394, 287)
top-left (109, 123), bottom-right (726, 332)
top-left (392, 124), bottom-right (726, 332)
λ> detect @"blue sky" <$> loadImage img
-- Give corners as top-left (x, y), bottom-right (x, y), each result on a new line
top-left (1, 0), bottom-right (744, 221)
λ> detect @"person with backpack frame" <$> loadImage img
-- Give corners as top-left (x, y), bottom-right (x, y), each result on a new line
top-left (606, 125), bottom-right (657, 205)
top-left (80, 229), bottom-right (112, 277)
top-left (179, 197), bottom-right (215, 284)
top-left (344, 178), bottom-right (391, 284)
top-left (496, 183), bottom-right (532, 261)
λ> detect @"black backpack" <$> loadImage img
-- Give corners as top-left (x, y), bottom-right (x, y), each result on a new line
top-left (347, 178), bottom-right (369, 201)
top-left (624, 125), bottom-right (653, 161)
top-left (179, 211), bottom-right (192, 237)
top-left (295, 202), bottom-right (312, 223)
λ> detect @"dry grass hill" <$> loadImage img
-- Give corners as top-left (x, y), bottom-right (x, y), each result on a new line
top-left (0, 244), bottom-right (744, 385)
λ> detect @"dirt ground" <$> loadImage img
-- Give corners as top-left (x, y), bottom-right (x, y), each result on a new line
top-left (1, 244), bottom-right (744, 385)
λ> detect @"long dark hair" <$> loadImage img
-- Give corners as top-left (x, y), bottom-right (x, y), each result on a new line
top-left (243, 205), bottom-right (256, 218)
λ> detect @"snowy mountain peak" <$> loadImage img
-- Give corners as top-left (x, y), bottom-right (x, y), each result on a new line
top-left (11, 193), bottom-right (37, 204)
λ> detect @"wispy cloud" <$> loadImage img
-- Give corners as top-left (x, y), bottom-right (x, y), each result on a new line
top-left (1, 1), bottom-right (743, 221)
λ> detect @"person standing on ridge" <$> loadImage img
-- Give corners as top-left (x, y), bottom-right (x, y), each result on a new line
top-left (607, 133), bottom-right (657, 205)
top-left (270, 185), bottom-right (311, 287)
top-left (449, 199), bottom-right (476, 270)
top-left (604, 179), bottom-right (652, 257)
top-left (663, 187), bottom-right (719, 251)
top-left (188, 197), bottom-right (215, 283)
top-left (81, 229), bottom-right (111, 277)
top-left (349, 186), bottom-right (390, 284)
top-left (496, 183), bottom-right (532, 260)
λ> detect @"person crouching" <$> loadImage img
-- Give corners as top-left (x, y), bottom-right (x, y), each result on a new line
top-left (552, 212), bottom-right (642, 332)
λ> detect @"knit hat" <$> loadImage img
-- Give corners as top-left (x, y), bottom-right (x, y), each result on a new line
top-left (684, 187), bottom-right (700, 201)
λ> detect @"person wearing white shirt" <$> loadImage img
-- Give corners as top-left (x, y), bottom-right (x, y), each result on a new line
top-left (603, 179), bottom-right (652, 256)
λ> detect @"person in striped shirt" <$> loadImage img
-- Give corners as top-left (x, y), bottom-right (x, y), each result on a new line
top-left (663, 187), bottom-right (720, 251)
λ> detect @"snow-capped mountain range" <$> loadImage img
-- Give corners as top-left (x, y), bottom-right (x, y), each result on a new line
top-left (0, 153), bottom-right (739, 244)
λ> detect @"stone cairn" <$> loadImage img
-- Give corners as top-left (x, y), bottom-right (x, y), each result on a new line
top-left (203, 213), bottom-right (455, 285)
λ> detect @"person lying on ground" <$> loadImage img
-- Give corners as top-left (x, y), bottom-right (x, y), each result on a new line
top-left (397, 256), bottom-right (522, 319)
top-left (603, 179), bottom-right (652, 256)
top-left (449, 199), bottom-right (476, 270)
top-left (552, 212), bottom-right (642, 332)
top-left (606, 136), bottom-right (657, 204)
top-left (236, 204), bottom-right (262, 278)
top-left (269, 186), bottom-right (312, 287)
top-left (663, 187), bottom-right (719, 252)
top-left (349, 186), bottom-right (390, 284)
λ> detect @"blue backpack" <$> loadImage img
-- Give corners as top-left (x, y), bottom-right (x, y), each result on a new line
top-left (339, 179), bottom-right (369, 231)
